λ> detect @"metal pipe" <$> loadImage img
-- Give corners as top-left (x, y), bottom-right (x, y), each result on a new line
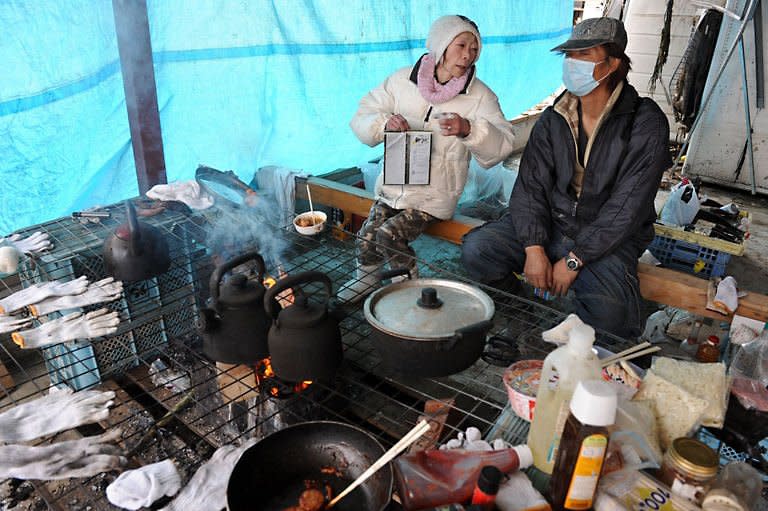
top-left (675, 0), bottom-right (759, 170)
top-left (739, 36), bottom-right (757, 194)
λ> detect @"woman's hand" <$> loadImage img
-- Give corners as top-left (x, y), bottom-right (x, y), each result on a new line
top-left (438, 113), bottom-right (470, 138)
top-left (523, 246), bottom-right (552, 291)
top-left (385, 114), bottom-right (410, 132)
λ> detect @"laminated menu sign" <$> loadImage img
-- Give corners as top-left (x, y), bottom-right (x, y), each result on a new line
top-left (383, 131), bottom-right (431, 185)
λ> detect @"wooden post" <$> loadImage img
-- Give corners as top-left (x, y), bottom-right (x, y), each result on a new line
top-left (112, 0), bottom-right (167, 194)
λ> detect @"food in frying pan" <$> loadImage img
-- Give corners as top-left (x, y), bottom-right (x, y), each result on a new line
top-left (282, 482), bottom-right (332, 511)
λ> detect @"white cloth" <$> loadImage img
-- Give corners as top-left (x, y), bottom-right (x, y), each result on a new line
top-left (161, 440), bottom-right (255, 511)
top-left (0, 430), bottom-right (125, 480)
top-left (0, 387), bottom-right (115, 442)
top-left (30, 277), bottom-right (123, 316)
top-left (496, 472), bottom-right (550, 511)
top-left (12, 308), bottom-right (120, 349)
top-left (0, 276), bottom-right (89, 314)
top-left (146, 180), bottom-right (214, 210)
top-left (542, 313), bottom-right (584, 344)
top-left (4, 231), bottom-right (53, 255)
top-left (350, 63), bottom-right (517, 220)
top-left (255, 165), bottom-right (308, 228)
top-left (0, 314), bottom-right (32, 334)
top-left (0, 245), bottom-right (20, 274)
top-left (107, 459), bottom-right (182, 510)
top-left (714, 276), bottom-right (739, 314)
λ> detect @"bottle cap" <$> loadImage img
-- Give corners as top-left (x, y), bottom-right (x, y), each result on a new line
top-left (476, 465), bottom-right (503, 495)
top-left (570, 380), bottom-right (617, 426)
top-left (567, 322), bottom-right (596, 355)
top-left (512, 444), bottom-right (533, 469)
top-left (707, 335), bottom-right (720, 346)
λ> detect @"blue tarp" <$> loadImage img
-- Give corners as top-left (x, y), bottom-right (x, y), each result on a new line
top-left (0, 0), bottom-right (571, 233)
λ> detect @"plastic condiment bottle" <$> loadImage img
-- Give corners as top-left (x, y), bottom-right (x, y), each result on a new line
top-left (527, 321), bottom-right (602, 474)
top-left (470, 466), bottom-right (503, 510)
top-left (549, 379), bottom-right (617, 510)
top-left (393, 445), bottom-right (533, 511)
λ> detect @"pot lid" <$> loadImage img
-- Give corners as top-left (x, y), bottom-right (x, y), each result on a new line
top-left (364, 278), bottom-right (494, 339)
top-left (218, 274), bottom-right (265, 307)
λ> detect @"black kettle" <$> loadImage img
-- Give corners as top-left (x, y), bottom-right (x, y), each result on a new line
top-left (199, 251), bottom-right (273, 364)
top-left (103, 200), bottom-right (171, 281)
top-left (264, 271), bottom-right (342, 382)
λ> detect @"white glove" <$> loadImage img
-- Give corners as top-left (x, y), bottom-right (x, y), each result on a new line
top-left (12, 308), bottom-right (120, 349)
top-left (0, 430), bottom-right (126, 480)
top-left (0, 245), bottom-right (20, 274)
top-left (0, 314), bottom-right (32, 334)
top-left (0, 387), bottom-right (115, 443)
top-left (541, 313), bottom-right (584, 344)
top-left (107, 459), bottom-right (182, 510)
top-left (0, 276), bottom-right (89, 314)
top-left (5, 231), bottom-right (53, 255)
top-left (161, 440), bottom-right (255, 511)
top-left (30, 277), bottom-right (124, 316)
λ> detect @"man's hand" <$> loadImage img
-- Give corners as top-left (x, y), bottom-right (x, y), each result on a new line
top-left (552, 258), bottom-right (579, 296)
top-left (523, 246), bottom-right (552, 290)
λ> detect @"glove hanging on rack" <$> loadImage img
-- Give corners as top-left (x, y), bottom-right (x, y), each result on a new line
top-left (106, 459), bottom-right (182, 510)
top-left (0, 314), bottom-right (32, 334)
top-left (29, 278), bottom-right (124, 317)
top-left (161, 440), bottom-right (255, 511)
top-left (0, 276), bottom-right (89, 314)
top-left (0, 430), bottom-right (126, 480)
top-left (0, 387), bottom-right (115, 443)
top-left (3, 231), bottom-right (53, 255)
top-left (12, 308), bottom-right (120, 349)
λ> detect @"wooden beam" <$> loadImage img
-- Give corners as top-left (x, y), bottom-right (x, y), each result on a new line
top-left (112, 0), bottom-right (167, 194)
top-left (297, 176), bottom-right (768, 322)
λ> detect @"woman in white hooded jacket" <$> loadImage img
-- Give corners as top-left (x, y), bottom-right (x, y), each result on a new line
top-left (338, 15), bottom-right (516, 303)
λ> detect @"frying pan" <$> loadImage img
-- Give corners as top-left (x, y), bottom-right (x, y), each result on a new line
top-left (227, 421), bottom-right (392, 511)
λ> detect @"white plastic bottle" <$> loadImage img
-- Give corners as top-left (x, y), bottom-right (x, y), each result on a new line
top-left (526, 321), bottom-right (602, 474)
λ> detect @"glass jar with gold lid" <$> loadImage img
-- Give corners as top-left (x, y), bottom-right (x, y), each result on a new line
top-left (657, 437), bottom-right (719, 505)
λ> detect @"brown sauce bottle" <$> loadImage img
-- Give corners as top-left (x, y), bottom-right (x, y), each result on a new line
top-left (548, 380), bottom-right (617, 511)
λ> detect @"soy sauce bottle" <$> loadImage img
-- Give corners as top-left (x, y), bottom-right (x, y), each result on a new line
top-left (549, 380), bottom-right (617, 510)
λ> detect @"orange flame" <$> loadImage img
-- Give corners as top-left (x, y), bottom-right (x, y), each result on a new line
top-left (263, 267), bottom-right (294, 308)
top-left (254, 357), bottom-right (312, 397)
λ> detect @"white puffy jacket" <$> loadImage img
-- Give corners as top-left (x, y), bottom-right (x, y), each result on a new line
top-left (350, 60), bottom-right (517, 219)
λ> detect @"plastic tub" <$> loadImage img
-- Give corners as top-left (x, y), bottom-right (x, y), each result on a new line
top-left (503, 359), bottom-right (542, 422)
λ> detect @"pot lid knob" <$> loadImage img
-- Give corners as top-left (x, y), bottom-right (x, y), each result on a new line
top-left (417, 287), bottom-right (443, 309)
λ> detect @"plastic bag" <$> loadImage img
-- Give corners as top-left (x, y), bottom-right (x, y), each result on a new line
top-left (728, 333), bottom-right (768, 411)
top-left (660, 180), bottom-right (700, 227)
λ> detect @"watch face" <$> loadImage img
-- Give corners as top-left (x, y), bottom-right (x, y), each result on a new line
top-left (566, 258), bottom-right (579, 270)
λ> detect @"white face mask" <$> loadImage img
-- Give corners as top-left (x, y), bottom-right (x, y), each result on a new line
top-left (562, 57), bottom-right (609, 96)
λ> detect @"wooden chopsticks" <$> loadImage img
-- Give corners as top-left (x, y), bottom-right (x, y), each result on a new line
top-left (600, 341), bottom-right (661, 368)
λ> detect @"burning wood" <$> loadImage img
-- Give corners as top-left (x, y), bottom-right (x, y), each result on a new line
top-left (263, 267), bottom-right (294, 308)
top-left (254, 357), bottom-right (312, 398)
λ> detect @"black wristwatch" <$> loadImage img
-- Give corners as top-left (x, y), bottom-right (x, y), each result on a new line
top-left (565, 254), bottom-right (582, 272)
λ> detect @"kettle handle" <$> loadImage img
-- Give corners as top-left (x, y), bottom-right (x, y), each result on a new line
top-left (264, 271), bottom-right (332, 319)
top-left (125, 200), bottom-right (141, 256)
top-left (210, 251), bottom-right (266, 308)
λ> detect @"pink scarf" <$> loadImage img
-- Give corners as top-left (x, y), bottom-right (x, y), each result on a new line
top-left (416, 54), bottom-right (469, 104)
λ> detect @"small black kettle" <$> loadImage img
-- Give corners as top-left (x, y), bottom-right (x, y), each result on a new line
top-left (264, 271), bottom-right (342, 382)
top-left (199, 251), bottom-right (272, 364)
top-left (103, 200), bottom-right (171, 281)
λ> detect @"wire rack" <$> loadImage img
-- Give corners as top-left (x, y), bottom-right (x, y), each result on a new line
top-left (0, 200), bottom-right (640, 510)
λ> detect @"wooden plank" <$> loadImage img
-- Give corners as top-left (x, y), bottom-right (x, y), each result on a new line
top-left (0, 359), bottom-right (14, 390)
top-left (638, 264), bottom-right (768, 323)
top-left (215, 362), bottom-right (260, 404)
top-left (298, 177), bottom-right (768, 322)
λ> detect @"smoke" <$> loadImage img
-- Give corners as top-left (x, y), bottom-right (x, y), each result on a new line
top-left (205, 194), bottom-right (289, 271)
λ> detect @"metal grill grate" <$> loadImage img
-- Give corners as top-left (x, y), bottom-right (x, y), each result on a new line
top-left (0, 202), bottom-right (639, 510)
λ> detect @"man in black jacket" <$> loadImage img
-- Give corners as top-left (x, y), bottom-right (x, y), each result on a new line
top-left (461, 17), bottom-right (671, 338)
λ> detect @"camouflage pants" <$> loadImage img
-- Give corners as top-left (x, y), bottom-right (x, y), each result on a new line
top-left (356, 200), bottom-right (438, 269)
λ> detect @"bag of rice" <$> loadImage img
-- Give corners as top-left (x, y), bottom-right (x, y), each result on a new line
top-left (650, 357), bottom-right (728, 428)
top-left (633, 371), bottom-right (708, 450)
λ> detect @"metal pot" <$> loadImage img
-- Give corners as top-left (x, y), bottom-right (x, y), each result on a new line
top-left (198, 251), bottom-right (272, 364)
top-left (103, 200), bottom-right (171, 281)
top-left (264, 271), bottom-right (342, 382)
top-left (363, 268), bottom-right (495, 377)
top-left (227, 421), bottom-right (392, 511)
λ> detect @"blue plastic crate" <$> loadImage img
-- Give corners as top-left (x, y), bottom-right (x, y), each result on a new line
top-left (648, 235), bottom-right (731, 278)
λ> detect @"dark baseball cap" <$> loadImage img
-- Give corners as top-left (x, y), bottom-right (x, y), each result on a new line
top-left (551, 17), bottom-right (627, 52)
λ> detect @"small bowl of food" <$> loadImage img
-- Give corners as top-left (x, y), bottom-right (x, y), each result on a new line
top-left (503, 359), bottom-right (542, 422)
top-left (293, 211), bottom-right (327, 235)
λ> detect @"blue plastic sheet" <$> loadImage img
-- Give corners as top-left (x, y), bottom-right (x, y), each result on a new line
top-left (0, 0), bottom-right (570, 233)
